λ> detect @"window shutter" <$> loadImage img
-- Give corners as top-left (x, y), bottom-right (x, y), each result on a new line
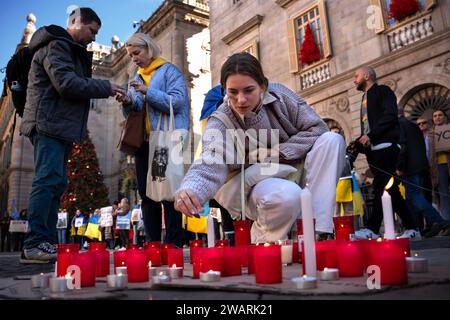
top-left (424, 0), bottom-right (437, 10)
top-left (369, 0), bottom-right (386, 34)
top-left (318, 0), bottom-right (332, 58)
top-left (287, 18), bottom-right (299, 73)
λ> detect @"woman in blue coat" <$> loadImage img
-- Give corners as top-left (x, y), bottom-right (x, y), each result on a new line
top-left (116, 33), bottom-right (190, 247)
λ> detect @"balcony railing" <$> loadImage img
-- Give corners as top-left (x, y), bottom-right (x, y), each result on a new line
top-left (300, 61), bottom-right (331, 90)
top-left (387, 13), bottom-right (433, 52)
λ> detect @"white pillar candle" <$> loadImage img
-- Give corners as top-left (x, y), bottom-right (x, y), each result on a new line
top-left (115, 266), bottom-right (127, 275)
top-left (292, 275), bottom-right (317, 289)
top-left (280, 240), bottom-right (293, 266)
top-left (406, 254), bottom-right (428, 273)
top-left (300, 188), bottom-right (317, 276)
top-left (31, 273), bottom-right (51, 288)
top-left (317, 267), bottom-right (339, 281)
top-left (200, 270), bottom-right (221, 282)
top-left (382, 181), bottom-right (396, 239)
top-left (207, 214), bottom-right (215, 248)
top-left (49, 277), bottom-right (68, 293)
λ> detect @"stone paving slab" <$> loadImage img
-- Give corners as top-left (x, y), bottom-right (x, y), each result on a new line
top-left (1, 248), bottom-right (449, 300)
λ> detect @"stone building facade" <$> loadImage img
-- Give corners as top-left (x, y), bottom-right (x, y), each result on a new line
top-left (209, 0), bottom-right (449, 170)
top-left (0, 0), bottom-right (210, 213)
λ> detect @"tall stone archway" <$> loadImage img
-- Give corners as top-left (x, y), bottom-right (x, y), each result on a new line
top-left (402, 84), bottom-right (450, 121)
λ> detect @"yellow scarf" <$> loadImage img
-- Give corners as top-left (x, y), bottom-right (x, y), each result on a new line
top-left (137, 57), bottom-right (167, 136)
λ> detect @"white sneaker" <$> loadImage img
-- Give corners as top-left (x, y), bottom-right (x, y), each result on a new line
top-left (354, 228), bottom-right (378, 239)
top-left (398, 229), bottom-right (422, 240)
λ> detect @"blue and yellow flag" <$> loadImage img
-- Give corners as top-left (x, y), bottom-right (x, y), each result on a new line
top-left (352, 174), bottom-right (364, 216)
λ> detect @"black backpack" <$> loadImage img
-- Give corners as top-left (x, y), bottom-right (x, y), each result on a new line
top-left (4, 46), bottom-right (34, 117)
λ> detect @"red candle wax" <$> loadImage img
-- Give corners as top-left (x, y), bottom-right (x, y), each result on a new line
top-left (395, 237), bottom-right (411, 257)
top-left (126, 249), bottom-right (150, 282)
top-left (167, 248), bottom-right (184, 268)
top-left (113, 250), bottom-right (127, 268)
top-left (239, 245), bottom-right (249, 268)
top-left (69, 252), bottom-right (96, 287)
top-left (368, 239), bottom-right (407, 285)
top-left (162, 243), bottom-right (175, 265)
top-left (234, 220), bottom-right (251, 246)
top-left (254, 244), bottom-right (282, 284)
top-left (219, 247), bottom-right (242, 277)
top-left (333, 216), bottom-right (354, 240)
top-left (199, 248), bottom-right (223, 273)
top-left (336, 240), bottom-right (365, 277)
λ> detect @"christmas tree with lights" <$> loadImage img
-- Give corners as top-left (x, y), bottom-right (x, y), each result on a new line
top-left (60, 132), bottom-right (110, 216)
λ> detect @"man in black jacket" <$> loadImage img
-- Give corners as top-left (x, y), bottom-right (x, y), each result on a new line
top-left (353, 66), bottom-right (418, 239)
top-left (19, 8), bottom-right (125, 263)
top-left (397, 112), bottom-right (450, 237)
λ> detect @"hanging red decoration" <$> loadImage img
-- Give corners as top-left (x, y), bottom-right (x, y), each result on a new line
top-left (389, 0), bottom-right (420, 21)
top-left (300, 23), bottom-right (321, 66)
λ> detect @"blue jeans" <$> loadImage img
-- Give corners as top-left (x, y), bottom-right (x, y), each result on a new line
top-left (57, 229), bottom-right (67, 244)
top-left (437, 164), bottom-right (450, 219)
top-left (404, 175), bottom-right (445, 227)
top-left (23, 131), bottom-right (73, 249)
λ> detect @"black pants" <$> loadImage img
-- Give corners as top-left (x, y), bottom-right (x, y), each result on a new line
top-left (135, 143), bottom-right (183, 247)
top-left (366, 145), bottom-right (416, 234)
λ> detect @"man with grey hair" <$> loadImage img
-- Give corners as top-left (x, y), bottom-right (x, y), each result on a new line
top-left (353, 66), bottom-right (419, 239)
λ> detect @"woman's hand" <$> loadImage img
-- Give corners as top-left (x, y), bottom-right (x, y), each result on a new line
top-left (174, 189), bottom-right (204, 218)
top-left (115, 92), bottom-right (132, 105)
top-left (129, 80), bottom-right (147, 95)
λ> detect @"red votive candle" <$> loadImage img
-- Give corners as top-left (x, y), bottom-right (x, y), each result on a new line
top-left (254, 244), bottom-right (282, 284)
top-left (145, 247), bottom-right (162, 267)
top-left (215, 240), bottom-right (230, 247)
top-left (199, 248), bottom-right (223, 273)
top-left (191, 247), bottom-right (204, 279)
top-left (368, 239), bottom-right (408, 285)
top-left (70, 252), bottom-right (96, 287)
top-left (113, 250), bottom-right (127, 268)
top-left (234, 220), bottom-right (251, 246)
top-left (292, 241), bottom-right (299, 263)
top-left (162, 243), bottom-right (175, 265)
top-left (336, 240), bottom-right (365, 277)
top-left (189, 240), bottom-right (204, 264)
top-left (56, 244), bottom-right (79, 277)
top-left (333, 216), bottom-right (354, 240)
top-left (219, 247), bottom-right (241, 277)
top-left (167, 248), bottom-right (184, 268)
top-left (88, 243), bottom-right (109, 277)
top-left (247, 245), bottom-right (257, 274)
top-left (395, 237), bottom-right (410, 257)
top-left (126, 249), bottom-right (149, 283)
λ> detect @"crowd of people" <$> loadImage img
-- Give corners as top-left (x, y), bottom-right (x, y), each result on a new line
top-left (5, 7), bottom-right (448, 264)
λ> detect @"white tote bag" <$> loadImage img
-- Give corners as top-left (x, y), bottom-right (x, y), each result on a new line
top-left (146, 96), bottom-right (187, 202)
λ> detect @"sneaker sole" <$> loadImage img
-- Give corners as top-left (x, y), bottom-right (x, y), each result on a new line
top-left (19, 258), bottom-right (53, 264)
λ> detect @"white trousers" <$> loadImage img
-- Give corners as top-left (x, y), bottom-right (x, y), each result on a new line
top-left (246, 132), bottom-right (346, 243)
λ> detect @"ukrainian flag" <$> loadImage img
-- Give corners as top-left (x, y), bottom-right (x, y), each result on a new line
top-left (351, 173), bottom-right (364, 216)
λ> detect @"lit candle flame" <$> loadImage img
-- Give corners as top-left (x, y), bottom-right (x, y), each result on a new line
top-left (66, 249), bottom-right (70, 253)
top-left (159, 271), bottom-right (164, 276)
top-left (376, 238), bottom-right (383, 242)
top-left (385, 177), bottom-right (394, 190)
top-left (324, 268), bottom-right (328, 271)
top-left (264, 243), bottom-right (271, 247)
top-left (65, 272), bottom-right (72, 279)
top-left (208, 270), bottom-right (214, 273)
top-left (303, 275), bottom-right (308, 278)
top-left (118, 273), bottom-right (123, 276)
top-left (404, 251), bottom-right (408, 256)
top-left (171, 264), bottom-right (177, 268)
top-left (414, 253), bottom-right (419, 257)
top-left (121, 261), bottom-right (125, 265)
top-left (340, 224), bottom-right (344, 228)
top-left (148, 261), bottom-right (152, 268)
